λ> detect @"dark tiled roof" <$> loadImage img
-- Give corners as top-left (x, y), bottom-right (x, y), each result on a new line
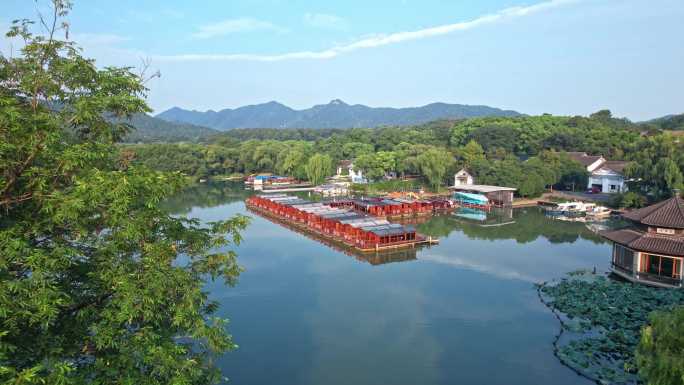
top-left (630, 234), bottom-right (684, 257)
top-left (601, 228), bottom-right (684, 257)
top-left (622, 196), bottom-right (684, 229)
top-left (601, 228), bottom-right (643, 245)
top-left (565, 152), bottom-right (603, 167)
top-left (601, 161), bottom-right (630, 174)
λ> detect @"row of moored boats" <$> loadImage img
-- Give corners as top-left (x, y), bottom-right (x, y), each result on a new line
top-left (543, 201), bottom-right (613, 220)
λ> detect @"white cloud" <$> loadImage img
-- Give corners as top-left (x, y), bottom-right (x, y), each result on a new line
top-left (304, 13), bottom-right (348, 30)
top-left (155, 0), bottom-right (579, 62)
top-left (191, 17), bottom-right (287, 39)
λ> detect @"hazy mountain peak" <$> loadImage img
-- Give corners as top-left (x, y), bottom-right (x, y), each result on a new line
top-left (156, 100), bottom-right (521, 130)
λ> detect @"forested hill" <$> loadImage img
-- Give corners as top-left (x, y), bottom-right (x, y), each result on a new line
top-left (155, 99), bottom-right (521, 130)
top-left (120, 113), bottom-right (219, 143)
top-left (644, 113), bottom-right (684, 131)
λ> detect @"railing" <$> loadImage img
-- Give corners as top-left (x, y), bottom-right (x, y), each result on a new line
top-left (612, 263), bottom-right (683, 287)
top-left (635, 271), bottom-right (683, 287)
top-left (611, 263), bottom-right (633, 276)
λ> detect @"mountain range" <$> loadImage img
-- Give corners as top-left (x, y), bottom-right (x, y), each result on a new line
top-left (121, 113), bottom-right (219, 143)
top-left (155, 99), bottom-right (521, 130)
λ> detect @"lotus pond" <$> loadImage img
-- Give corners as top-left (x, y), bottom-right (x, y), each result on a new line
top-left (539, 272), bottom-right (684, 384)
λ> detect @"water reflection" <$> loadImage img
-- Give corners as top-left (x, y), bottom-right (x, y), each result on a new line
top-left (162, 182), bottom-right (250, 214)
top-left (419, 207), bottom-right (610, 245)
top-left (416, 206), bottom-right (616, 284)
top-left (166, 182), bottom-right (614, 385)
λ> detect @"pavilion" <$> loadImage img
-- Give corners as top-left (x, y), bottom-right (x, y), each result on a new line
top-left (601, 192), bottom-right (684, 288)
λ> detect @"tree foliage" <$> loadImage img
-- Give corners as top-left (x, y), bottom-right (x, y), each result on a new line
top-left (417, 148), bottom-right (453, 190)
top-left (354, 151), bottom-right (396, 181)
top-left (121, 64), bottom-right (678, 200)
top-left (0, 4), bottom-right (248, 383)
top-left (626, 134), bottom-right (684, 198)
top-left (304, 153), bottom-right (332, 185)
top-left (636, 306), bottom-right (684, 385)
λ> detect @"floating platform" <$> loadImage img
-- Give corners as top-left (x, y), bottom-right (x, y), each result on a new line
top-left (325, 197), bottom-right (455, 218)
top-left (246, 194), bottom-right (438, 253)
top-left (248, 207), bottom-right (423, 265)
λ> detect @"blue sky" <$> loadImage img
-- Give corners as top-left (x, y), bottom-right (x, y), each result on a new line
top-left (2, 0), bottom-right (683, 120)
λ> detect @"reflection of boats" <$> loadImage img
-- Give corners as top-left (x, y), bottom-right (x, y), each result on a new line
top-left (455, 207), bottom-right (487, 221)
top-left (586, 206), bottom-right (612, 220)
top-left (452, 207), bottom-right (516, 227)
top-left (586, 222), bottom-right (610, 233)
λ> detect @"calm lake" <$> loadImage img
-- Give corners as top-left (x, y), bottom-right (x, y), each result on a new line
top-left (167, 182), bottom-right (617, 385)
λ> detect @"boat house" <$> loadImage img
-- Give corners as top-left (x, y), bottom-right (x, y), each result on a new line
top-left (601, 193), bottom-right (684, 288)
top-left (449, 185), bottom-right (517, 207)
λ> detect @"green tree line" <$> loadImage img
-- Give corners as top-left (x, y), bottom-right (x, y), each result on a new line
top-left (126, 110), bottom-right (684, 199)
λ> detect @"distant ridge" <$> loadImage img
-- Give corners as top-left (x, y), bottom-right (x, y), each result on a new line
top-left (643, 113), bottom-right (684, 130)
top-left (120, 113), bottom-right (219, 143)
top-left (156, 99), bottom-right (521, 130)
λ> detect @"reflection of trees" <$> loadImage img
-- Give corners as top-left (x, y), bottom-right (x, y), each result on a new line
top-left (164, 182), bottom-right (251, 214)
top-left (414, 214), bottom-right (457, 238)
top-left (418, 208), bottom-right (608, 244)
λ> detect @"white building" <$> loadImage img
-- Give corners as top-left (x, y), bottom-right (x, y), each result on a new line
top-left (453, 169), bottom-right (474, 186)
top-left (565, 152), bottom-right (629, 193)
top-left (336, 160), bottom-right (366, 183)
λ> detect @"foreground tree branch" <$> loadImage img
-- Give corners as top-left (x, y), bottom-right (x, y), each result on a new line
top-left (0, 2), bottom-right (249, 383)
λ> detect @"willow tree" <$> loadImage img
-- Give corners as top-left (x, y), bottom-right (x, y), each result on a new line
top-left (305, 153), bottom-right (332, 185)
top-left (417, 148), bottom-right (453, 190)
top-left (0, 2), bottom-right (248, 384)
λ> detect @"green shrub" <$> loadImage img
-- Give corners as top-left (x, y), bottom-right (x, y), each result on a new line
top-left (636, 306), bottom-right (684, 385)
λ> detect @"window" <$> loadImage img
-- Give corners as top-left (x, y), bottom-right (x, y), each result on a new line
top-left (641, 254), bottom-right (683, 280)
top-left (610, 184), bottom-right (617, 190)
top-left (613, 244), bottom-right (634, 270)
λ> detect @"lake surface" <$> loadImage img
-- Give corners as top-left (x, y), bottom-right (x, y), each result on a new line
top-left (167, 183), bottom-right (618, 385)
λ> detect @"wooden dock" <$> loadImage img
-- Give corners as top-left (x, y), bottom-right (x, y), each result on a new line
top-left (256, 186), bottom-right (316, 193)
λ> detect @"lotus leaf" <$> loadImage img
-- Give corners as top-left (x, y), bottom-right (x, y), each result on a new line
top-left (538, 271), bottom-right (684, 384)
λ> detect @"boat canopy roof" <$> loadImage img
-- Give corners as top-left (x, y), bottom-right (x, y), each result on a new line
top-left (362, 224), bottom-right (416, 236)
top-left (454, 192), bottom-right (489, 204)
top-left (450, 184), bottom-right (517, 193)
